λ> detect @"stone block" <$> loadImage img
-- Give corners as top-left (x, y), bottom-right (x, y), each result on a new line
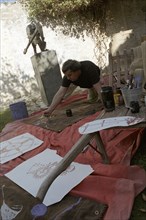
top-left (31, 50), bottom-right (62, 105)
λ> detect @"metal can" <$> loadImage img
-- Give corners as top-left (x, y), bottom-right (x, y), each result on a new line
top-left (114, 88), bottom-right (124, 106)
top-left (101, 86), bottom-right (115, 112)
top-left (144, 96), bottom-right (146, 107)
top-left (114, 93), bottom-right (121, 106)
top-left (130, 101), bottom-right (140, 113)
top-left (66, 109), bottom-right (73, 117)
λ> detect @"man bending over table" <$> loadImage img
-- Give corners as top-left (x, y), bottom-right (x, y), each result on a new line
top-left (44, 59), bottom-right (101, 117)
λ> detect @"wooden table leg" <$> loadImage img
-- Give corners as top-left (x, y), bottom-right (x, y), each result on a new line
top-left (36, 133), bottom-right (95, 201)
top-left (36, 132), bottom-right (109, 201)
top-left (94, 132), bottom-right (110, 164)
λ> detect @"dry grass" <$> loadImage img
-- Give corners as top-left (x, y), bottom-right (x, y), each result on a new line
top-left (0, 108), bottom-right (13, 132)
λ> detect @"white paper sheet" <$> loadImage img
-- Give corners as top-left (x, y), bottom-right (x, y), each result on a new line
top-left (79, 116), bottom-right (144, 134)
top-left (5, 149), bottom-right (93, 206)
top-left (0, 133), bottom-right (43, 164)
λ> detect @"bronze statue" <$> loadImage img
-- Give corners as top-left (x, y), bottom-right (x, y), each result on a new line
top-left (23, 21), bottom-right (46, 54)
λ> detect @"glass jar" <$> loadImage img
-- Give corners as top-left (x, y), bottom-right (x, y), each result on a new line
top-left (101, 86), bottom-right (115, 112)
top-left (114, 88), bottom-right (124, 106)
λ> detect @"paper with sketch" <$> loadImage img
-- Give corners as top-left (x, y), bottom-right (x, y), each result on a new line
top-left (5, 149), bottom-right (93, 206)
top-left (79, 116), bottom-right (144, 134)
top-left (0, 133), bottom-right (43, 164)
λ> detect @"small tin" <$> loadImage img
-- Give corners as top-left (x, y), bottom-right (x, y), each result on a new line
top-left (66, 109), bottom-right (73, 117)
top-left (130, 101), bottom-right (140, 113)
top-left (144, 96), bottom-right (146, 107)
top-left (114, 88), bottom-right (124, 106)
top-left (114, 93), bottom-right (121, 106)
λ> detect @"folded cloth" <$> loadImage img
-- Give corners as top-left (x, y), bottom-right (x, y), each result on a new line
top-left (0, 176), bottom-right (107, 220)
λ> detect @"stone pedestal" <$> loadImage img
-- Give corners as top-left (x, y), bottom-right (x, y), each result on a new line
top-left (31, 50), bottom-right (62, 105)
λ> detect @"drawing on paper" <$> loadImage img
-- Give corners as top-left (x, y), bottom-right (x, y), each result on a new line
top-left (0, 133), bottom-right (43, 164)
top-left (5, 149), bottom-right (94, 206)
top-left (1, 138), bottom-right (34, 159)
top-left (79, 116), bottom-right (144, 134)
top-left (27, 162), bottom-right (75, 179)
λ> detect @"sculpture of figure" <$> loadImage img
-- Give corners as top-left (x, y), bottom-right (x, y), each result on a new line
top-left (23, 21), bottom-right (46, 54)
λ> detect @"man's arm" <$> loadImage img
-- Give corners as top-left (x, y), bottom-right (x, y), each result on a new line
top-left (35, 21), bottom-right (45, 41)
top-left (93, 82), bottom-right (102, 100)
top-left (44, 86), bottom-right (68, 116)
top-left (23, 25), bottom-right (38, 54)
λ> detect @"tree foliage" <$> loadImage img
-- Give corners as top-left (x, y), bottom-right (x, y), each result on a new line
top-left (20, 0), bottom-right (108, 38)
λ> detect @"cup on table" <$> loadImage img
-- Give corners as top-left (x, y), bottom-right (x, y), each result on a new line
top-left (100, 86), bottom-right (115, 112)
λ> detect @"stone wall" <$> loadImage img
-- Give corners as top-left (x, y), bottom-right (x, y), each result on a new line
top-left (106, 0), bottom-right (146, 54)
top-left (0, 2), bottom-right (98, 111)
top-left (1, 0), bottom-right (145, 111)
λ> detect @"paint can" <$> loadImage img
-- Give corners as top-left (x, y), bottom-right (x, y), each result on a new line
top-left (66, 109), bottom-right (73, 117)
top-left (9, 101), bottom-right (28, 120)
top-left (130, 101), bottom-right (140, 113)
top-left (144, 96), bottom-right (146, 107)
top-left (101, 86), bottom-right (115, 112)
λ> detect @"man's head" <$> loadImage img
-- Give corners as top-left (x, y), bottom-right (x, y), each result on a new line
top-left (62, 60), bottom-right (81, 81)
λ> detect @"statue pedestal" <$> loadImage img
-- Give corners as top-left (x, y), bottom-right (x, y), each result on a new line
top-left (31, 50), bottom-right (62, 105)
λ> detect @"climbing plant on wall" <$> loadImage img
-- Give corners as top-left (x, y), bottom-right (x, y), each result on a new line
top-left (20, 0), bottom-right (108, 37)
top-left (20, 0), bottom-right (109, 68)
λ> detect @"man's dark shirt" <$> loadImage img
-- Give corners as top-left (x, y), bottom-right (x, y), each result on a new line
top-left (62, 61), bottom-right (100, 89)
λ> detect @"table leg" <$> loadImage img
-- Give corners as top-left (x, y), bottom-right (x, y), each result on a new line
top-left (36, 133), bottom-right (95, 201)
top-left (94, 132), bottom-right (110, 164)
top-left (36, 132), bottom-right (109, 201)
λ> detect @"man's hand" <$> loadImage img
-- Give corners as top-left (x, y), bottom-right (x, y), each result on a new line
top-left (43, 86), bottom-right (68, 117)
top-left (43, 108), bottom-right (52, 117)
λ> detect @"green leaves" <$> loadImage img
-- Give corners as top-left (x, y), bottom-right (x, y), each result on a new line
top-left (20, 0), bottom-right (107, 37)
